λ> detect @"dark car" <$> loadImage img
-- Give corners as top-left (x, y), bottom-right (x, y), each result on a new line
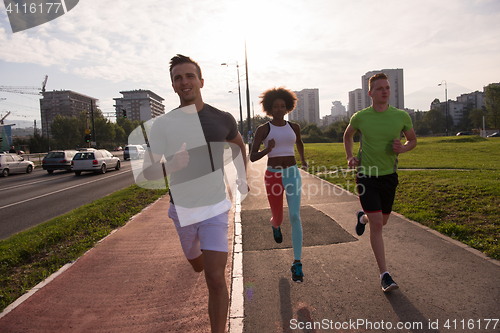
top-left (42, 150), bottom-right (78, 173)
top-left (487, 132), bottom-right (500, 137)
top-left (456, 131), bottom-right (474, 136)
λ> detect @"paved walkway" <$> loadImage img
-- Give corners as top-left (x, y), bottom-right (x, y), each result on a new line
top-left (1, 156), bottom-right (499, 333)
top-left (234, 157), bottom-right (500, 333)
top-left (1, 197), bottom-right (235, 333)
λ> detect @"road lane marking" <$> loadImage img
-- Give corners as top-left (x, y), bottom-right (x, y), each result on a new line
top-left (0, 170), bottom-right (131, 210)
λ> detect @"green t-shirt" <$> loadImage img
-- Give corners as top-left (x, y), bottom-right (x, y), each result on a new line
top-left (350, 105), bottom-right (413, 176)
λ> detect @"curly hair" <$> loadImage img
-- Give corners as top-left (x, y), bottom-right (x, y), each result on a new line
top-left (259, 87), bottom-right (297, 116)
top-left (169, 54), bottom-right (203, 81)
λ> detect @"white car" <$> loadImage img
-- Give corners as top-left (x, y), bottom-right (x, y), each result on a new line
top-left (71, 149), bottom-right (121, 175)
top-left (0, 153), bottom-right (35, 177)
top-left (123, 145), bottom-right (145, 160)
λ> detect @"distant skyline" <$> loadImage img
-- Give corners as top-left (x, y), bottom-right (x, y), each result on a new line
top-left (1, 0), bottom-right (500, 127)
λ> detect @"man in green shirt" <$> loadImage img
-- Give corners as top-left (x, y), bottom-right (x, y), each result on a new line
top-left (343, 73), bottom-right (417, 292)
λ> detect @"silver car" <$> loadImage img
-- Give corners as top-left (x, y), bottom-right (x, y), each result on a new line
top-left (71, 149), bottom-right (121, 175)
top-left (0, 153), bottom-right (35, 177)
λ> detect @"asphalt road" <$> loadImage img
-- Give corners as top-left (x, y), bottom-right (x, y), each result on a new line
top-left (0, 159), bottom-right (137, 240)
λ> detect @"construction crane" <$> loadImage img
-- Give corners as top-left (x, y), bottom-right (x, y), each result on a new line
top-left (0, 75), bottom-right (48, 95)
top-left (0, 111), bottom-right (11, 124)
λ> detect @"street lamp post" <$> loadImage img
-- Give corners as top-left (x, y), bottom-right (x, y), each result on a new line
top-left (438, 80), bottom-right (448, 136)
top-left (221, 61), bottom-right (243, 136)
top-left (244, 41), bottom-right (251, 144)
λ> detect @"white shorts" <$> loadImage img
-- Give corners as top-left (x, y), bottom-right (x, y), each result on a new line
top-left (168, 204), bottom-right (229, 260)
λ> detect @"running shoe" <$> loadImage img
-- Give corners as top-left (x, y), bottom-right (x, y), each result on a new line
top-left (272, 226), bottom-right (283, 243)
top-left (356, 210), bottom-right (366, 236)
top-left (291, 262), bottom-right (304, 283)
top-left (381, 273), bottom-right (399, 292)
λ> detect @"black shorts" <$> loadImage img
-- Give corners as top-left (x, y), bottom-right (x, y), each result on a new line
top-left (356, 173), bottom-right (399, 215)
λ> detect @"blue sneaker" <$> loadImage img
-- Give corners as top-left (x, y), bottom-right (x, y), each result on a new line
top-left (272, 226), bottom-right (283, 243)
top-left (291, 262), bottom-right (304, 283)
top-left (356, 210), bottom-right (366, 236)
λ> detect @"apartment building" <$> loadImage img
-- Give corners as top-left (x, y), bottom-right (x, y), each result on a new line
top-left (348, 88), bottom-right (363, 119)
top-left (288, 88), bottom-right (320, 125)
top-left (113, 89), bottom-right (165, 122)
top-left (39, 90), bottom-right (98, 138)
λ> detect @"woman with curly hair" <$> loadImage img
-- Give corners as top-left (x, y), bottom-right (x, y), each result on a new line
top-left (250, 87), bottom-right (308, 283)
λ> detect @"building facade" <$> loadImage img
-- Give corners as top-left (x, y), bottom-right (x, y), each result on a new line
top-left (430, 88), bottom-right (489, 126)
top-left (39, 90), bottom-right (98, 138)
top-left (348, 88), bottom-right (363, 119)
top-left (361, 69), bottom-right (404, 109)
top-left (288, 88), bottom-right (320, 125)
top-left (113, 89), bottom-right (165, 122)
top-left (331, 100), bottom-right (346, 120)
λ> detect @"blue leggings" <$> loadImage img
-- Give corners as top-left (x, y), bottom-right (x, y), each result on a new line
top-left (265, 165), bottom-right (303, 261)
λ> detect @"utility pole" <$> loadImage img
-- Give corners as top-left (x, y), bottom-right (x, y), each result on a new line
top-left (91, 100), bottom-right (96, 147)
top-left (245, 41), bottom-right (251, 144)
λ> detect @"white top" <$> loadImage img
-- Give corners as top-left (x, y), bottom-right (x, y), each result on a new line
top-left (263, 122), bottom-right (296, 158)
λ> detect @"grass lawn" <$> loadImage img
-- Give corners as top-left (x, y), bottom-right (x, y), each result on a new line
top-left (298, 136), bottom-right (500, 260)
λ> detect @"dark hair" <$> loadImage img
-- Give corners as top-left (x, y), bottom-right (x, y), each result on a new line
top-left (369, 73), bottom-right (389, 91)
top-left (259, 87), bottom-right (297, 116)
top-left (169, 54), bottom-right (202, 81)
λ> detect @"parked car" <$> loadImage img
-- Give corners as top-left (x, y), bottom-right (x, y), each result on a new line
top-left (0, 153), bottom-right (35, 177)
top-left (456, 131), bottom-right (474, 136)
top-left (123, 145), bottom-right (145, 160)
top-left (42, 150), bottom-right (78, 173)
top-left (71, 149), bottom-right (121, 175)
top-left (487, 132), bottom-right (500, 137)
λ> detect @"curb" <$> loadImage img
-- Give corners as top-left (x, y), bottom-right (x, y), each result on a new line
top-left (228, 190), bottom-right (244, 333)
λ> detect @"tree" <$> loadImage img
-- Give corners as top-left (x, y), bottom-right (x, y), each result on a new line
top-left (456, 108), bottom-right (472, 131)
top-left (469, 108), bottom-right (489, 129)
top-left (323, 120), bottom-right (349, 142)
top-left (94, 117), bottom-right (116, 148)
top-left (301, 124), bottom-right (322, 136)
top-left (114, 124), bottom-right (127, 146)
top-left (50, 115), bottom-right (82, 149)
top-left (323, 124), bottom-right (338, 141)
top-left (485, 83), bottom-right (500, 128)
top-left (423, 109), bottom-right (445, 134)
top-left (28, 133), bottom-right (48, 153)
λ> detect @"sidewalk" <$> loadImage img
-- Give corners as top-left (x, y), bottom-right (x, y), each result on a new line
top-left (1, 196), bottom-right (235, 333)
top-left (237, 157), bottom-right (500, 332)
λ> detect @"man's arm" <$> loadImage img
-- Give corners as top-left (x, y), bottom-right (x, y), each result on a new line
top-left (142, 143), bottom-right (189, 181)
top-left (343, 124), bottom-right (359, 168)
top-left (393, 128), bottom-right (417, 154)
top-left (227, 132), bottom-right (248, 192)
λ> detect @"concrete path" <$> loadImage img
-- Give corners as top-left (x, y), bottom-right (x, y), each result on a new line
top-left (236, 157), bottom-right (500, 333)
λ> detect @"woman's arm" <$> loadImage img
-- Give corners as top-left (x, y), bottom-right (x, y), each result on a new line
top-left (291, 122), bottom-right (307, 169)
top-left (250, 124), bottom-right (274, 162)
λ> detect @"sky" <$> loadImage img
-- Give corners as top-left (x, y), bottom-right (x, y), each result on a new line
top-left (1, 0), bottom-right (500, 128)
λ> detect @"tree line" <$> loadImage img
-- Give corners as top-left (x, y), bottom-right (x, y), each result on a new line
top-left (13, 109), bottom-right (142, 153)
